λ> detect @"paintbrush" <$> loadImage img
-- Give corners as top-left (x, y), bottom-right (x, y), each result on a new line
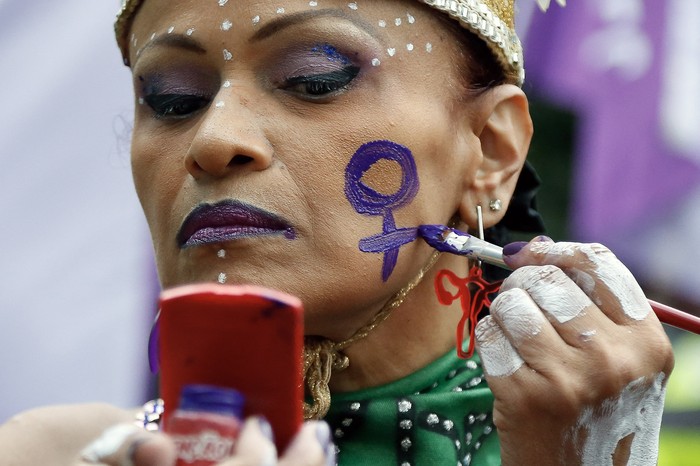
top-left (418, 224), bottom-right (700, 335)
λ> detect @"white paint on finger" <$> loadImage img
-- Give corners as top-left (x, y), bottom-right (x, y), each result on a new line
top-left (527, 242), bottom-right (651, 321)
top-left (529, 240), bottom-right (575, 257)
top-left (570, 373), bottom-right (666, 466)
top-left (490, 288), bottom-right (546, 345)
top-left (475, 316), bottom-right (524, 377)
top-left (579, 244), bottom-right (651, 320)
top-left (504, 265), bottom-right (591, 323)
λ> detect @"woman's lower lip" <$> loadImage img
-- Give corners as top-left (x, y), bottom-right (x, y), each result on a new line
top-left (182, 225), bottom-right (296, 248)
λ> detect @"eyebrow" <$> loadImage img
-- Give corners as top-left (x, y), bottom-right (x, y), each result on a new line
top-left (134, 34), bottom-right (207, 65)
top-left (250, 8), bottom-right (378, 42)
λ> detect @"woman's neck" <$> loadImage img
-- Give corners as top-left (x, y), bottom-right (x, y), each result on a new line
top-left (328, 254), bottom-right (468, 393)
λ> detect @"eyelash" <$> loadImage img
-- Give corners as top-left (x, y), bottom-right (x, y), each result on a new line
top-left (143, 93), bottom-right (211, 119)
top-left (281, 66), bottom-right (360, 99)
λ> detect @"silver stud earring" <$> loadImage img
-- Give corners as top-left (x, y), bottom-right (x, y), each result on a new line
top-left (488, 199), bottom-right (502, 212)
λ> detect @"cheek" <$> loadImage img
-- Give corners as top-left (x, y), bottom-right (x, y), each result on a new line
top-left (130, 132), bottom-right (179, 234)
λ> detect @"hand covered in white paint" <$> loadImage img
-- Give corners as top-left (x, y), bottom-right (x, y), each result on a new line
top-left (79, 417), bottom-right (334, 466)
top-left (0, 403), bottom-right (333, 466)
top-left (475, 237), bottom-right (674, 466)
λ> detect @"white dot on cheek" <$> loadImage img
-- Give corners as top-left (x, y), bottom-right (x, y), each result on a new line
top-left (215, 101), bottom-right (225, 108)
top-left (252, 15), bottom-right (260, 25)
top-left (218, 273), bottom-right (227, 284)
top-left (387, 48), bottom-right (396, 56)
top-left (167, 26), bottom-right (175, 34)
top-left (395, 18), bottom-right (402, 26)
top-left (378, 19), bottom-right (386, 27)
top-left (222, 80), bottom-right (231, 88)
top-left (218, 0), bottom-right (228, 6)
top-left (309, 0), bottom-right (318, 6)
top-left (406, 43), bottom-right (414, 51)
top-left (150, 32), bottom-right (156, 40)
top-left (221, 20), bottom-right (232, 31)
top-left (276, 7), bottom-right (285, 14)
top-left (348, 2), bottom-right (358, 10)
top-left (371, 58), bottom-right (381, 66)
top-left (186, 28), bottom-right (195, 36)
top-left (407, 13), bottom-right (415, 24)
top-left (426, 42), bottom-right (433, 53)
top-left (223, 49), bottom-right (233, 61)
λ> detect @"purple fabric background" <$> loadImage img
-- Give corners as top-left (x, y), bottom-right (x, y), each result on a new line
top-left (524, 1), bottom-right (700, 243)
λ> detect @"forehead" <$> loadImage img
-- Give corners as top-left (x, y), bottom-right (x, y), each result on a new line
top-left (127, 0), bottom-right (447, 59)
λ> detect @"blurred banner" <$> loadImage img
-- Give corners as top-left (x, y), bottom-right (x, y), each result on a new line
top-left (524, 0), bottom-right (700, 305)
top-left (0, 1), bottom-right (153, 421)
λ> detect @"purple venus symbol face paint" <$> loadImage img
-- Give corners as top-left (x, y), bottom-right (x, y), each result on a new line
top-left (345, 140), bottom-right (420, 281)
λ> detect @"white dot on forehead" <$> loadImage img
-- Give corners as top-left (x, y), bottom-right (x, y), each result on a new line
top-left (218, 0), bottom-right (228, 5)
top-left (371, 58), bottom-right (381, 66)
top-left (221, 20), bottom-right (232, 31)
top-left (309, 0), bottom-right (318, 6)
top-left (395, 18), bottom-right (402, 26)
top-left (167, 26), bottom-right (175, 34)
top-left (387, 47), bottom-right (396, 56)
top-left (215, 101), bottom-right (225, 108)
top-left (222, 80), bottom-right (232, 88)
top-left (378, 19), bottom-right (386, 27)
top-left (223, 49), bottom-right (233, 60)
top-left (252, 15), bottom-right (260, 25)
top-left (277, 7), bottom-right (285, 14)
top-left (150, 32), bottom-right (156, 40)
top-left (426, 42), bottom-right (433, 53)
top-left (407, 13), bottom-right (415, 23)
top-left (348, 2), bottom-right (358, 9)
top-left (406, 43), bottom-right (414, 51)
top-left (138, 97), bottom-right (145, 105)
top-left (186, 28), bottom-right (195, 36)
top-left (217, 249), bottom-right (226, 258)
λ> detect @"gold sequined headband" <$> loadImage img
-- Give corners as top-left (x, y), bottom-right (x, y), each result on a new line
top-left (114, 0), bottom-right (530, 84)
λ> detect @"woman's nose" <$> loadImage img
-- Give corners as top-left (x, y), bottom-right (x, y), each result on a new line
top-left (184, 95), bottom-right (273, 179)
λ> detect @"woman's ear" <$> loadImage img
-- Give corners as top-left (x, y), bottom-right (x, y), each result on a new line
top-left (458, 84), bottom-right (532, 229)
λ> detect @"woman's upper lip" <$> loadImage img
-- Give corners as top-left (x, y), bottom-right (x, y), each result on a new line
top-left (177, 200), bottom-right (295, 248)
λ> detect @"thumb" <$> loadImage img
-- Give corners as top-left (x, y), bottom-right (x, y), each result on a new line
top-left (80, 423), bottom-right (176, 466)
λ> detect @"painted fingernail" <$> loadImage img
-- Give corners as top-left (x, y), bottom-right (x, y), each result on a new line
top-left (257, 417), bottom-right (274, 442)
top-left (503, 241), bottom-right (528, 257)
top-left (325, 442), bottom-right (337, 466)
top-left (316, 421), bottom-right (332, 451)
top-left (80, 424), bottom-right (142, 463)
top-left (315, 422), bottom-right (336, 466)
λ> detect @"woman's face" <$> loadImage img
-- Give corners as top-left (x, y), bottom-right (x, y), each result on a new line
top-left (128, 0), bottom-right (484, 336)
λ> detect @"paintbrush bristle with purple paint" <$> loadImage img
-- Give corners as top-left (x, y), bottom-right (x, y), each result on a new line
top-left (418, 224), bottom-right (508, 269)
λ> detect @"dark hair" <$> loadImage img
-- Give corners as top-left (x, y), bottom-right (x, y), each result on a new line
top-left (433, 13), bottom-right (515, 92)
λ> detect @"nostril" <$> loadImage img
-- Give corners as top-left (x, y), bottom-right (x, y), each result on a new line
top-left (229, 155), bottom-right (254, 166)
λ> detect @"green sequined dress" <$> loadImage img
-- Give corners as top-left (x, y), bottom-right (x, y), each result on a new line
top-left (325, 350), bottom-right (500, 465)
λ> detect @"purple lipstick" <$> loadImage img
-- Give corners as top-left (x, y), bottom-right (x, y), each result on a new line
top-left (177, 200), bottom-right (295, 248)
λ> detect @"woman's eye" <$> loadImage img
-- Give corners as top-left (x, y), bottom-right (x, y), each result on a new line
top-left (282, 66), bottom-right (360, 98)
top-left (143, 94), bottom-right (211, 119)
